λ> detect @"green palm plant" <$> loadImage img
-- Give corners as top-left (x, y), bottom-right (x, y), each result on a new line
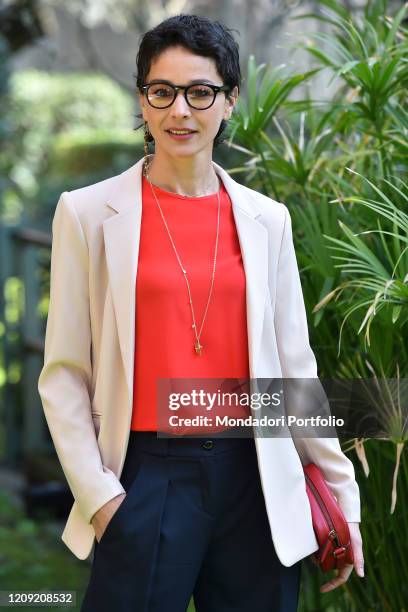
top-left (227, 56), bottom-right (319, 198)
top-left (313, 170), bottom-right (408, 359)
top-left (293, 0), bottom-right (408, 180)
top-left (228, 0), bottom-right (407, 379)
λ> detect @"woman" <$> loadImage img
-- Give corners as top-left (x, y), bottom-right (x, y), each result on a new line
top-left (38, 13), bottom-right (364, 612)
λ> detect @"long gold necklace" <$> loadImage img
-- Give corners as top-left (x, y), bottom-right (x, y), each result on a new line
top-left (143, 157), bottom-right (221, 356)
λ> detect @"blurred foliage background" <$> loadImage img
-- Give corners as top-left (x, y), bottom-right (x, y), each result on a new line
top-left (0, 0), bottom-right (407, 610)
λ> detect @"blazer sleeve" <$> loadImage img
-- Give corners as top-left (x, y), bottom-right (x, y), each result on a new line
top-left (274, 204), bottom-right (361, 522)
top-left (38, 192), bottom-right (126, 524)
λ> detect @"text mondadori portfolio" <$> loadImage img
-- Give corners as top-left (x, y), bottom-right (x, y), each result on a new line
top-left (167, 415), bottom-right (344, 427)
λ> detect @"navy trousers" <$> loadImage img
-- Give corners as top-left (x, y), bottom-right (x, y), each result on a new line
top-left (81, 431), bottom-right (301, 612)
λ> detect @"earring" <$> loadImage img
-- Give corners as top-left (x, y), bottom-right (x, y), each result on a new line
top-left (143, 121), bottom-right (151, 177)
top-left (144, 121), bottom-right (150, 155)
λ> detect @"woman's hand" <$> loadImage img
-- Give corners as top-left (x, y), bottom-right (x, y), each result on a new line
top-left (91, 493), bottom-right (127, 543)
top-left (320, 522), bottom-right (365, 593)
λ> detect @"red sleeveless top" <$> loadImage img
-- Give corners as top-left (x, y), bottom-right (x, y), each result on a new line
top-left (131, 174), bottom-right (250, 432)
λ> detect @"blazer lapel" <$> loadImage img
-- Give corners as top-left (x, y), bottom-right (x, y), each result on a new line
top-left (103, 157), bottom-right (269, 407)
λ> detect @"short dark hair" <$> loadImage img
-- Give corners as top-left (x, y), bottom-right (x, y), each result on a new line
top-left (134, 14), bottom-right (241, 147)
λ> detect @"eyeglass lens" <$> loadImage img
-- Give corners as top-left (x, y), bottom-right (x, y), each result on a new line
top-left (146, 83), bottom-right (215, 109)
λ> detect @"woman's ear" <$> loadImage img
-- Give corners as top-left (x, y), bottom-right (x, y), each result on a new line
top-left (224, 86), bottom-right (239, 120)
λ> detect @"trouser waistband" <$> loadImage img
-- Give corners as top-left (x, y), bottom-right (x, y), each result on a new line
top-left (127, 427), bottom-right (254, 457)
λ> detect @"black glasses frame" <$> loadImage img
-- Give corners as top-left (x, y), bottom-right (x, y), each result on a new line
top-left (140, 81), bottom-right (231, 110)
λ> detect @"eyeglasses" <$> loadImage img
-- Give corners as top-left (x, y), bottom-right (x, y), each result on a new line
top-left (140, 81), bottom-right (230, 110)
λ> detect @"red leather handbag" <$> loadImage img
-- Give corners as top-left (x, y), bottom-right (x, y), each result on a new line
top-left (304, 463), bottom-right (354, 572)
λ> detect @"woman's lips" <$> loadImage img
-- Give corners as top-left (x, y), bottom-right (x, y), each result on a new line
top-left (166, 130), bottom-right (197, 140)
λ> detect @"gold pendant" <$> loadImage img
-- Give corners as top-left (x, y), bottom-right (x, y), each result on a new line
top-left (194, 341), bottom-right (203, 355)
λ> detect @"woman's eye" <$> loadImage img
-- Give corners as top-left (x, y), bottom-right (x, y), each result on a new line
top-left (155, 89), bottom-right (171, 97)
top-left (149, 86), bottom-right (172, 97)
top-left (190, 88), bottom-right (212, 97)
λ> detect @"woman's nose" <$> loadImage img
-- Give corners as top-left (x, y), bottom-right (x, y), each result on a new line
top-left (170, 91), bottom-right (192, 116)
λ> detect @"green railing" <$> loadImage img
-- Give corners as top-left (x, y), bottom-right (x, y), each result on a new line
top-left (0, 221), bottom-right (52, 467)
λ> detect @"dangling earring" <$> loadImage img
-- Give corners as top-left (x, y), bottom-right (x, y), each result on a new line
top-left (143, 121), bottom-right (151, 177)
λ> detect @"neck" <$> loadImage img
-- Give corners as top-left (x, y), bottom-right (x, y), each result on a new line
top-left (144, 151), bottom-right (219, 197)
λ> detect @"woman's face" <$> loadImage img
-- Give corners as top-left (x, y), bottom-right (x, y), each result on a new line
top-left (139, 45), bottom-right (238, 158)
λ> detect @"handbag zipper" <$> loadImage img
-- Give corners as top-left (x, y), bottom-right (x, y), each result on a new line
top-left (304, 472), bottom-right (340, 547)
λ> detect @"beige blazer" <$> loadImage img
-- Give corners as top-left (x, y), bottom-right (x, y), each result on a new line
top-left (37, 156), bottom-right (361, 566)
